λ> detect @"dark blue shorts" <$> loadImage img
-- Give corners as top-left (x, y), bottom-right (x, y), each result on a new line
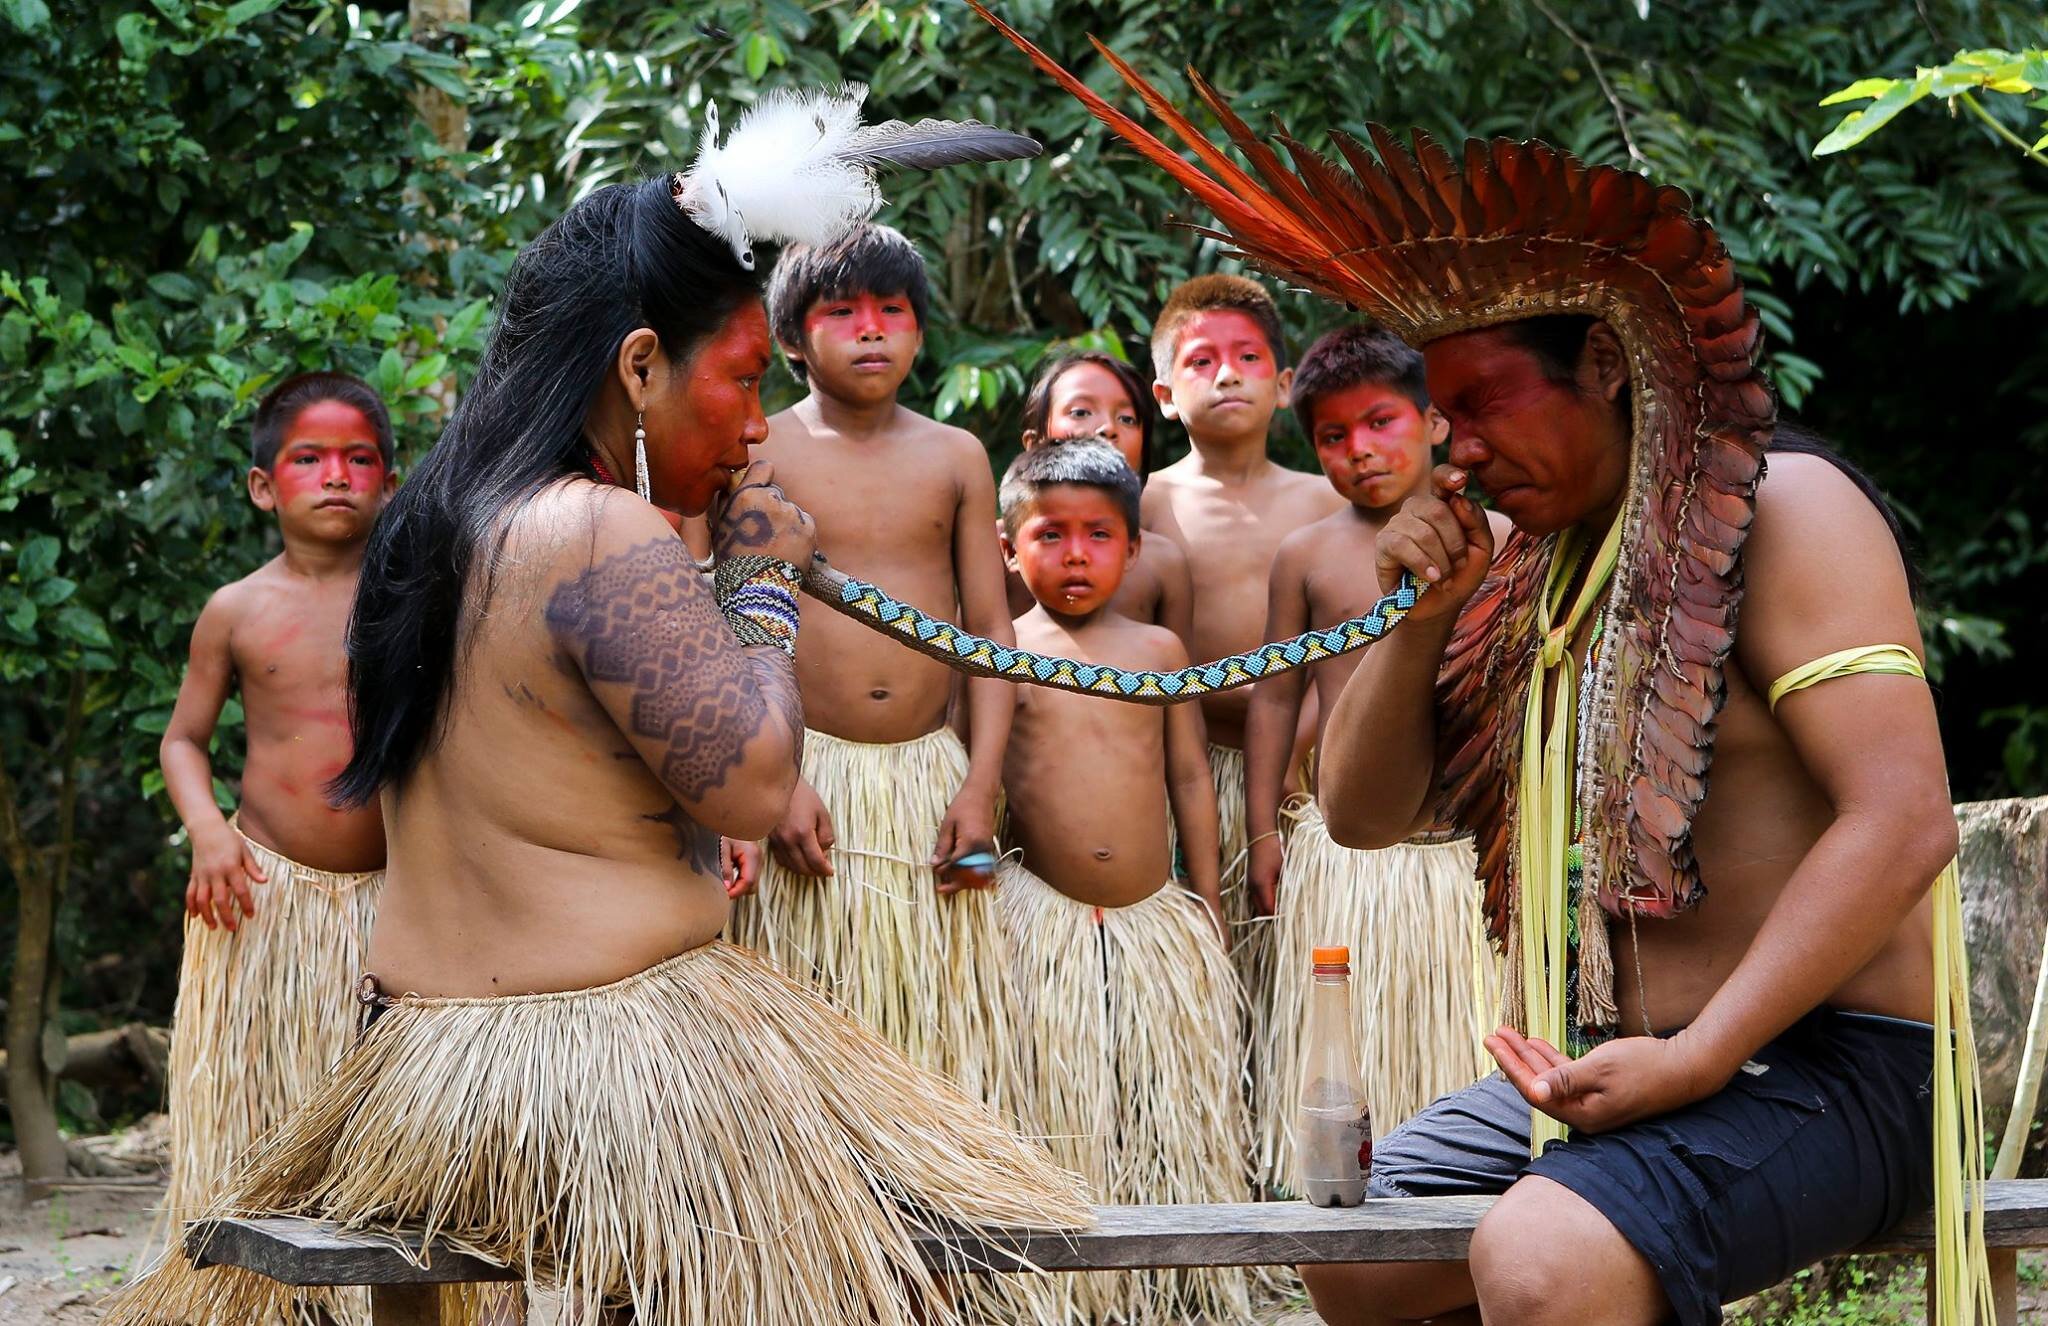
top-left (1369, 1009), bottom-right (1936, 1326)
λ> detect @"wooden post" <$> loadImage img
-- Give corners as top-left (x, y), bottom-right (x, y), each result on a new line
top-left (371, 1284), bottom-right (445, 1326)
top-left (2, 672), bottom-right (85, 1197)
top-left (407, 0), bottom-right (469, 155)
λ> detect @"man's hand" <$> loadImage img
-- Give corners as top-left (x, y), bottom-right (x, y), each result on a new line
top-left (1486, 1025), bottom-right (1724, 1135)
top-left (766, 779), bottom-right (835, 878)
top-left (931, 788), bottom-right (997, 895)
top-left (1376, 465), bottom-right (1495, 623)
top-left (1247, 834), bottom-right (1283, 918)
top-left (721, 838), bottom-right (762, 899)
top-left (184, 825), bottom-right (267, 931)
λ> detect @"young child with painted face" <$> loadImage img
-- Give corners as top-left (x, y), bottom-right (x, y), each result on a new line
top-left (155, 371), bottom-right (396, 1277)
top-left (994, 441), bottom-right (1252, 1325)
top-left (1141, 274), bottom-right (1345, 1006)
top-left (1004, 350), bottom-right (1194, 650)
top-left (1239, 324), bottom-right (1508, 1193)
top-left (727, 222), bottom-right (1022, 1111)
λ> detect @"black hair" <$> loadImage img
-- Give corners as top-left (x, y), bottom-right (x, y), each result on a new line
top-left (764, 222), bottom-right (931, 382)
top-left (1290, 323), bottom-right (1429, 432)
top-left (1495, 313), bottom-right (1633, 419)
top-left (998, 440), bottom-right (1142, 539)
top-left (1021, 350), bottom-right (1157, 477)
top-left (329, 175), bottom-right (767, 808)
top-left (1767, 420), bottom-right (1921, 597)
top-left (251, 371), bottom-right (395, 471)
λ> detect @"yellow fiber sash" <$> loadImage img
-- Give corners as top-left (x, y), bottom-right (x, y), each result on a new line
top-left (1516, 517), bottom-right (1622, 1156)
top-left (1769, 645), bottom-right (1992, 1326)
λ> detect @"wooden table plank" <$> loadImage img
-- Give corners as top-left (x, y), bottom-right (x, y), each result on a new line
top-left (185, 1180), bottom-right (2048, 1284)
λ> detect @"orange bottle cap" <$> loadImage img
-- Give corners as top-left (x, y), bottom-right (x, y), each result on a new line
top-left (1312, 945), bottom-right (1350, 966)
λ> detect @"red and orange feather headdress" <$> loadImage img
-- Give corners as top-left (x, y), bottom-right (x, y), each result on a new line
top-left (976, 6), bottom-right (1776, 960)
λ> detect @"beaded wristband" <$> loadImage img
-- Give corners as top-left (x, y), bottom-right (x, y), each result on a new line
top-left (713, 554), bottom-right (802, 655)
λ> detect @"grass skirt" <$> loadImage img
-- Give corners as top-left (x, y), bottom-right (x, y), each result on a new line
top-left (1255, 800), bottom-right (1497, 1194)
top-left (152, 821), bottom-right (380, 1326)
top-left (728, 726), bottom-right (1018, 1112)
top-left (998, 860), bottom-right (1255, 1325)
top-left (105, 939), bottom-right (1092, 1326)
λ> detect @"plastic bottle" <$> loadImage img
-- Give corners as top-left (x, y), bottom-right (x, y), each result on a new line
top-left (1297, 944), bottom-right (1371, 1207)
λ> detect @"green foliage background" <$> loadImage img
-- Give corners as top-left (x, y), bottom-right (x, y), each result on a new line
top-left (3, 0), bottom-right (2045, 1080)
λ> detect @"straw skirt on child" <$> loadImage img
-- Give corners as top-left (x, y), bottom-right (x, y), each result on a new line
top-left (1254, 799), bottom-right (1496, 1194)
top-left (154, 820), bottom-right (381, 1326)
top-left (728, 726), bottom-right (1019, 1112)
top-left (998, 859), bottom-right (1255, 1325)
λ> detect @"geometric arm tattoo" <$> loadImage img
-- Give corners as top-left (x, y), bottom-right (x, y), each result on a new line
top-left (544, 538), bottom-right (803, 863)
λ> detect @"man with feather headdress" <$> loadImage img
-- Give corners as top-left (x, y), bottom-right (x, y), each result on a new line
top-left (978, 11), bottom-right (1992, 1325)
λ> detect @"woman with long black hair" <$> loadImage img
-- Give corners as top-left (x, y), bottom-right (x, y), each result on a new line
top-left (110, 97), bottom-right (1087, 1326)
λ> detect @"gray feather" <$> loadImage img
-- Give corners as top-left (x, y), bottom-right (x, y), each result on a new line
top-left (844, 118), bottom-right (1042, 170)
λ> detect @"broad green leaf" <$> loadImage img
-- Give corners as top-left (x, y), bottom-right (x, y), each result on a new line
top-left (1814, 78), bottom-right (1932, 155)
top-left (54, 605), bottom-right (113, 648)
top-left (1819, 77), bottom-right (1899, 107)
top-left (223, 0), bottom-right (286, 26)
top-left (18, 534), bottom-right (59, 580)
top-left (147, 272), bottom-right (201, 303)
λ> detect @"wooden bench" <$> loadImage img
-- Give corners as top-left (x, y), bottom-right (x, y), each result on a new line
top-left (189, 1180), bottom-right (2048, 1325)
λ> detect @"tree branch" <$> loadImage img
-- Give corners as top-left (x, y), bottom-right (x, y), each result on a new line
top-left (1957, 91), bottom-right (2048, 170)
top-left (1530, 0), bottom-right (1647, 169)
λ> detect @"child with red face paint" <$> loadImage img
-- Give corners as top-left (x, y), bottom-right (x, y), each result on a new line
top-left (152, 371), bottom-right (396, 1300)
top-left (1004, 351), bottom-right (1196, 652)
top-left (994, 441), bottom-right (1252, 1325)
top-left (1140, 274), bottom-right (1345, 1053)
top-left (1240, 325), bottom-right (1507, 1194)
top-left (727, 222), bottom-right (1024, 1112)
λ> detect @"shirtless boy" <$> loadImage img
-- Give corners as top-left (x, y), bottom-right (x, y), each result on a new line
top-left (1007, 350), bottom-right (1194, 649)
top-left (154, 372), bottom-right (394, 1301)
top-left (728, 222), bottom-right (1020, 1106)
top-left (995, 441), bottom-right (1249, 1325)
top-left (1239, 325), bottom-right (1500, 1190)
top-left (1143, 274), bottom-right (1343, 987)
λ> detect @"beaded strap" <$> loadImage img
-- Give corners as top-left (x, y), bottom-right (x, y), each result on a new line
top-left (798, 554), bottom-right (1426, 706)
top-left (715, 555), bottom-right (802, 655)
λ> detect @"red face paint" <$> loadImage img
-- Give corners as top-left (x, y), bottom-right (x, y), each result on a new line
top-left (1423, 327), bottom-right (1631, 537)
top-left (264, 400), bottom-right (391, 537)
top-left (1008, 484), bottom-right (1135, 619)
top-left (796, 289), bottom-right (921, 402)
top-left (645, 301), bottom-right (773, 516)
top-left (1308, 382), bottom-right (1436, 512)
top-left (1042, 362), bottom-right (1146, 474)
top-left (1165, 310), bottom-right (1284, 440)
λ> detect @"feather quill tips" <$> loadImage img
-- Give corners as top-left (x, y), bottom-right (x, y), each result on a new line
top-left (677, 85), bottom-right (1040, 269)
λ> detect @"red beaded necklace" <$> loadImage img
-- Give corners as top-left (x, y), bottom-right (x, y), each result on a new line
top-left (586, 450), bottom-right (620, 486)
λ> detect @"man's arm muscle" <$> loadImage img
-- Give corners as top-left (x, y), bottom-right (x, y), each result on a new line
top-left (1678, 454), bottom-right (1956, 1082)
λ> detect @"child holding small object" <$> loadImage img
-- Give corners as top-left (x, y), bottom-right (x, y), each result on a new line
top-left (1242, 325), bottom-right (1505, 1192)
top-left (728, 222), bottom-right (1021, 1110)
top-left (995, 441), bottom-right (1252, 1326)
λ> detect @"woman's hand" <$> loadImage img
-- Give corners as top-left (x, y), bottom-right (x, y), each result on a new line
top-left (721, 838), bottom-right (762, 899)
top-left (1375, 465), bottom-right (1494, 624)
top-left (713, 460), bottom-right (816, 567)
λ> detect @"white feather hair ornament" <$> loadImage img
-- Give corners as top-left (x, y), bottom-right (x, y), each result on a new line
top-left (675, 84), bottom-right (1040, 269)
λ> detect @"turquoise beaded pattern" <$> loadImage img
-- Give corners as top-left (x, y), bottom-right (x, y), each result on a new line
top-left (805, 560), bottom-right (1427, 706)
